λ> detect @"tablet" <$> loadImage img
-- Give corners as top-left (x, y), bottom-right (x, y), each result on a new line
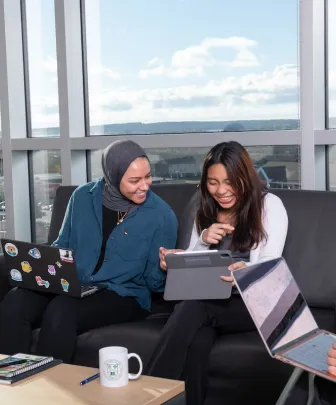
top-left (163, 250), bottom-right (233, 301)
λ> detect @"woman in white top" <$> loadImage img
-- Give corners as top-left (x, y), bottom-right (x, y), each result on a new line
top-left (145, 141), bottom-right (288, 405)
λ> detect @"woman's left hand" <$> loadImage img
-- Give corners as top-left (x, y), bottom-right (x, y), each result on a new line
top-left (327, 342), bottom-right (336, 376)
top-left (220, 261), bottom-right (247, 285)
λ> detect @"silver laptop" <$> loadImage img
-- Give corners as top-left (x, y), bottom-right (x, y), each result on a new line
top-left (232, 257), bottom-right (336, 382)
top-left (164, 250), bottom-right (233, 301)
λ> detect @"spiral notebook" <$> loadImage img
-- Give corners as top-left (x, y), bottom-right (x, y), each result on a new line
top-left (0, 353), bottom-right (61, 384)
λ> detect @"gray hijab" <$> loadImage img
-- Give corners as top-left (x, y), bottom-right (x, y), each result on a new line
top-left (101, 139), bottom-right (148, 213)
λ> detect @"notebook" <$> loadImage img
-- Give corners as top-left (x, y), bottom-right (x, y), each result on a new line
top-left (0, 353), bottom-right (62, 384)
top-left (232, 257), bottom-right (336, 383)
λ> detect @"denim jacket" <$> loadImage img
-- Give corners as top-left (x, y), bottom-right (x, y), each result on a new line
top-left (53, 179), bottom-right (178, 311)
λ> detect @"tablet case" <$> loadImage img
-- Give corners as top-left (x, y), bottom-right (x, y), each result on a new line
top-left (164, 250), bottom-right (233, 301)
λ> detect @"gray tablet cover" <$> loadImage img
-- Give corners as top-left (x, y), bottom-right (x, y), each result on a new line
top-left (164, 250), bottom-right (233, 301)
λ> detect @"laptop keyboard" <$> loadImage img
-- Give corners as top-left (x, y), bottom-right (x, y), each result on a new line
top-left (283, 332), bottom-right (336, 372)
top-left (81, 285), bottom-right (97, 293)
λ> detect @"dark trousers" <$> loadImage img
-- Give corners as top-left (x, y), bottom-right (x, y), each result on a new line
top-left (145, 295), bottom-right (255, 405)
top-left (0, 287), bottom-right (147, 363)
top-left (284, 373), bottom-right (336, 405)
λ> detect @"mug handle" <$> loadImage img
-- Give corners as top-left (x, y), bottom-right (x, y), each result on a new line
top-left (128, 353), bottom-right (143, 380)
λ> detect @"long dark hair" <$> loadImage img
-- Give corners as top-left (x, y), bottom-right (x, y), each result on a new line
top-left (196, 141), bottom-right (267, 252)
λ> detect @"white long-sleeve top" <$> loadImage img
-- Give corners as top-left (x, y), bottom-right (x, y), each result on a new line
top-left (186, 193), bottom-right (288, 265)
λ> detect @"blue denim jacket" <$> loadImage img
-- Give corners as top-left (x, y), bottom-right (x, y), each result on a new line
top-left (53, 179), bottom-right (178, 311)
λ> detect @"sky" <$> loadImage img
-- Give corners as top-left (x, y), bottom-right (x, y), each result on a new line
top-left (24, 0), bottom-right (308, 129)
top-left (328, 0), bottom-right (336, 127)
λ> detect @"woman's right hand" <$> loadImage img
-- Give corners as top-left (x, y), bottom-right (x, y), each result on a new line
top-left (159, 247), bottom-right (184, 271)
top-left (202, 223), bottom-right (235, 245)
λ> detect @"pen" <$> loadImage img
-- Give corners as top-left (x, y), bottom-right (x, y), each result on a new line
top-left (80, 372), bottom-right (100, 386)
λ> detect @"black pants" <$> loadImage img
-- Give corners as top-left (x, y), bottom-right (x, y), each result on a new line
top-left (145, 295), bottom-right (255, 405)
top-left (284, 373), bottom-right (336, 405)
top-left (0, 287), bottom-right (147, 363)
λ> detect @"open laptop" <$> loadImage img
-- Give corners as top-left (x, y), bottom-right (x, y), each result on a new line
top-left (1, 238), bottom-right (106, 298)
top-left (164, 250), bottom-right (233, 301)
top-left (232, 257), bottom-right (336, 382)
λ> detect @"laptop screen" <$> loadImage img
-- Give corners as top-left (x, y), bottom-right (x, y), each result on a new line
top-left (234, 257), bottom-right (318, 353)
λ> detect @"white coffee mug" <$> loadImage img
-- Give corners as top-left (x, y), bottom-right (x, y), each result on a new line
top-left (99, 346), bottom-right (143, 388)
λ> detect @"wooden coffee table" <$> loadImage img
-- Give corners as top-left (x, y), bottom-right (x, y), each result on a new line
top-left (0, 361), bottom-right (185, 405)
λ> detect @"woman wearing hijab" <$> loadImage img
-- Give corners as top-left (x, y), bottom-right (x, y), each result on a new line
top-left (0, 140), bottom-right (178, 363)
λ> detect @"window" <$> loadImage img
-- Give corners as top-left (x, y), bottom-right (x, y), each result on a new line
top-left (0, 109), bottom-right (4, 251)
top-left (30, 151), bottom-right (61, 243)
top-left (84, 0), bottom-right (299, 135)
top-left (328, 0), bottom-right (336, 128)
top-left (328, 146), bottom-right (336, 190)
top-left (24, 0), bottom-right (59, 136)
top-left (0, 153), bottom-right (5, 247)
top-left (90, 146), bottom-right (300, 189)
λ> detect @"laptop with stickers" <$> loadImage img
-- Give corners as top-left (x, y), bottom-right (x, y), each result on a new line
top-left (232, 257), bottom-right (336, 383)
top-left (1, 238), bottom-right (106, 298)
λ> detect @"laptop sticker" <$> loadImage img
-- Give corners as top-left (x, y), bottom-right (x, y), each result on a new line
top-left (56, 261), bottom-right (62, 268)
top-left (4, 243), bottom-right (18, 257)
top-left (10, 269), bottom-right (22, 282)
top-left (60, 278), bottom-right (69, 292)
top-left (35, 276), bottom-right (50, 288)
top-left (21, 261), bottom-right (32, 273)
top-left (48, 265), bottom-right (56, 276)
top-left (28, 248), bottom-right (41, 259)
top-left (59, 249), bottom-right (73, 263)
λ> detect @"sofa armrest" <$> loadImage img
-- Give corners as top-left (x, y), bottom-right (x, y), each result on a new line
top-left (0, 255), bottom-right (10, 302)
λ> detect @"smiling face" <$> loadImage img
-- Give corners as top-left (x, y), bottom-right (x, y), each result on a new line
top-left (119, 157), bottom-right (152, 204)
top-left (206, 163), bottom-right (237, 210)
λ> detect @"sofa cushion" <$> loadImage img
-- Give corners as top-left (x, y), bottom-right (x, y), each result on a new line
top-left (48, 186), bottom-right (77, 244)
top-left (73, 317), bottom-right (167, 370)
top-left (272, 189), bottom-right (336, 309)
top-left (207, 331), bottom-right (291, 405)
top-left (176, 188), bottom-right (200, 250)
top-left (151, 293), bottom-right (176, 315)
top-left (311, 307), bottom-right (336, 332)
top-left (150, 183), bottom-right (198, 223)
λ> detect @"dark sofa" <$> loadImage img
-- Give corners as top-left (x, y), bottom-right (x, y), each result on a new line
top-left (1, 183), bottom-right (336, 405)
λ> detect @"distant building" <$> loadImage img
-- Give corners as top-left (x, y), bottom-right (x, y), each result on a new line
top-left (147, 153), bottom-right (169, 178)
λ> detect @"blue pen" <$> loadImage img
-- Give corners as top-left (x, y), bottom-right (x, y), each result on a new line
top-left (80, 372), bottom-right (100, 386)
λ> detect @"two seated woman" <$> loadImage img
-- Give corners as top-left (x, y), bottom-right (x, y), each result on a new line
top-left (0, 139), bottom-right (334, 405)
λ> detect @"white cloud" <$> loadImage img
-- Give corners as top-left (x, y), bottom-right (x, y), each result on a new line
top-left (148, 57), bottom-right (163, 66)
top-left (88, 64), bottom-right (121, 80)
top-left (227, 49), bottom-right (259, 68)
top-left (139, 65), bottom-right (203, 79)
top-left (31, 63), bottom-right (300, 128)
top-left (31, 58), bottom-right (300, 128)
top-left (87, 63), bottom-right (299, 125)
top-left (172, 36), bottom-right (259, 68)
top-left (140, 36), bottom-right (260, 80)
